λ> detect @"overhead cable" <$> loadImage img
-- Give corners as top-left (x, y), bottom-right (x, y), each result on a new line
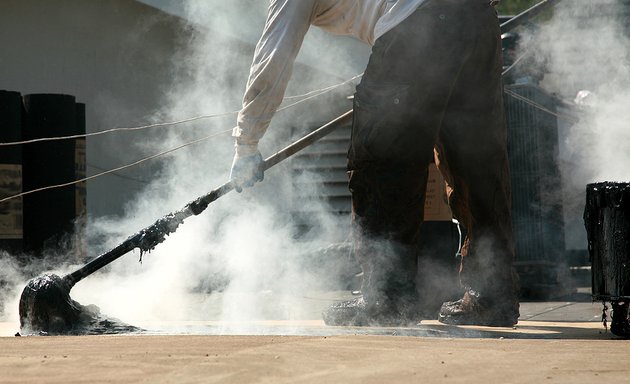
top-left (503, 88), bottom-right (580, 123)
top-left (0, 129), bottom-right (232, 204)
top-left (0, 74), bottom-right (363, 202)
top-left (0, 111), bottom-right (238, 147)
top-left (0, 74), bottom-right (362, 147)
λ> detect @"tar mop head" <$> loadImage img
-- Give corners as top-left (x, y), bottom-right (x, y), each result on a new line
top-left (18, 273), bottom-right (140, 335)
top-left (19, 274), bottom-right (81, 334)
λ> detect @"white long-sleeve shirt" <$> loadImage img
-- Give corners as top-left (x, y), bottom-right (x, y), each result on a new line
top-left (233, 0), bottom-right (427, 155)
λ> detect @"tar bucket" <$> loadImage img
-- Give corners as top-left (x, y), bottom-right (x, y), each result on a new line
top-left (584, 182), bottom-right (630, 301)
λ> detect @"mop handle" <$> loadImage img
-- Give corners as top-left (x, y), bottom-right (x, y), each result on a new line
top-left (64, 110), bottom-right (353, 286)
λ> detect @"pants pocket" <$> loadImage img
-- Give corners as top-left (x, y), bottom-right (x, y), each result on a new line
top-left (350, 82), bottom-right (412, 163)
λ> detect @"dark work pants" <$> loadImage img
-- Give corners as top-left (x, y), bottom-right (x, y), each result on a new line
top-left (348, 0), bottom-right (517, 306)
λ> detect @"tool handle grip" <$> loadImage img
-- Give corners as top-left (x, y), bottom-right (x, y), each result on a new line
top-left (187, 109), bottom-right (353, 215)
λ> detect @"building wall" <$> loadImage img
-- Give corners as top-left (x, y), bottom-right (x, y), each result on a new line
top-left (0, 0), bottom-right (199, 217)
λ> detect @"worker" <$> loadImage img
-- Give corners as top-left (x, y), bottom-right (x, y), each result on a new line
top-left (230, 0), bottom-right (520, 327)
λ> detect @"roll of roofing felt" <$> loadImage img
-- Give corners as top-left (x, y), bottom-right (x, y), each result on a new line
top-left (585, 181), bottom-right (630, 302)
top-left (0, 90), bottom-right (24, 255)
top-left (21, 94), bottom-right (85, 259)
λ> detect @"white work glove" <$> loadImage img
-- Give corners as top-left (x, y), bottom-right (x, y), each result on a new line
top-left (230, 146), bottom-right (264, 193)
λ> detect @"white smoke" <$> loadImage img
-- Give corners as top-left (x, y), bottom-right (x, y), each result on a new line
top-left (0, 253), bottom-right (24, 324)
top-left (513, 0), bottom-right (630, 249)
top-left (0, 0), bottom-right (365, 334)
top-left (536, 0), bottom-right (630, 181)
top-left (33, 0), bottom-right (366, 333)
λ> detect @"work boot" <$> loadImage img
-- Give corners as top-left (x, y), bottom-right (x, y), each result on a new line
top-left (322, 296), bottom-right (420, 327)
top-left (438, 289), bottom-right (519, 327)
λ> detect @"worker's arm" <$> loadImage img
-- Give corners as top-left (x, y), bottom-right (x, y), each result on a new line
top-left (233, 0), bottom-right (316, 156)
top-left (229, 0), bottom-right (316, 191)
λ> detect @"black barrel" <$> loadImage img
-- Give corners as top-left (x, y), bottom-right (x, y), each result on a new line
top-left (584, 182), bottom-right (630, 301)
top-left (0, 90), bottom-right (24, 254)
top-left (21, 94), bottom-right (82, 257)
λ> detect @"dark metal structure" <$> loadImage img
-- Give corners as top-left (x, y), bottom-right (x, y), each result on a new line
top-left (504, 83), bottom-right (575, 298)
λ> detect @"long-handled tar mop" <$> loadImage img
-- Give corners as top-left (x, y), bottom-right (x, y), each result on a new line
top-left (18, 110), bottom-right (352, 334)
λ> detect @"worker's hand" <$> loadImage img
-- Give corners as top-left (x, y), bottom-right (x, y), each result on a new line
top-left (230, 151), bottom-right (264, 192)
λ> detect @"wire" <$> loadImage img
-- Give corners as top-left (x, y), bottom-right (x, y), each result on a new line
top-left (276, 74), bottom-right (361, 112)
top-left (87, 163), bottom-right (151, 184)
top-left (0, 74), bottom-right (363, 203)
top-left (0, 128), bottom-right (232, 204)
top-left (0, 74), bottom-right (363, 147)
top-left (281, 73), bottom-right (362, 101)
top-left (0, 111), bottom-right (238, 147)
top-left (503, 88), bottom-right (581, 123)
top-left (501, 47), bottom-right (531, 78)
top-left (2, 82), bottom-right (579, 204)
top-left (1, 74), bottom-right (581, 205)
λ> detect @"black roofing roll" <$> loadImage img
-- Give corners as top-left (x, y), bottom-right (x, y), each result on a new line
top-left (21, 94), bottom-right (80, 257)
top-left (585, 181), bottom-right (630, 301)
top-left (0, 90), bottom-right (24, 255)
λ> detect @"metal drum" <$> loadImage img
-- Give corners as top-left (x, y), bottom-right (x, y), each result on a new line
top-left (584, 182), bottom-right (630, 301)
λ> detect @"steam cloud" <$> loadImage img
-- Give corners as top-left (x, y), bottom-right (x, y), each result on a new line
top-left (69, 0), bottom-right (364, 332)
top-left (1, 0), bottom-right (364, 332)
top-left (518, 0), bottom-right (630, 248)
